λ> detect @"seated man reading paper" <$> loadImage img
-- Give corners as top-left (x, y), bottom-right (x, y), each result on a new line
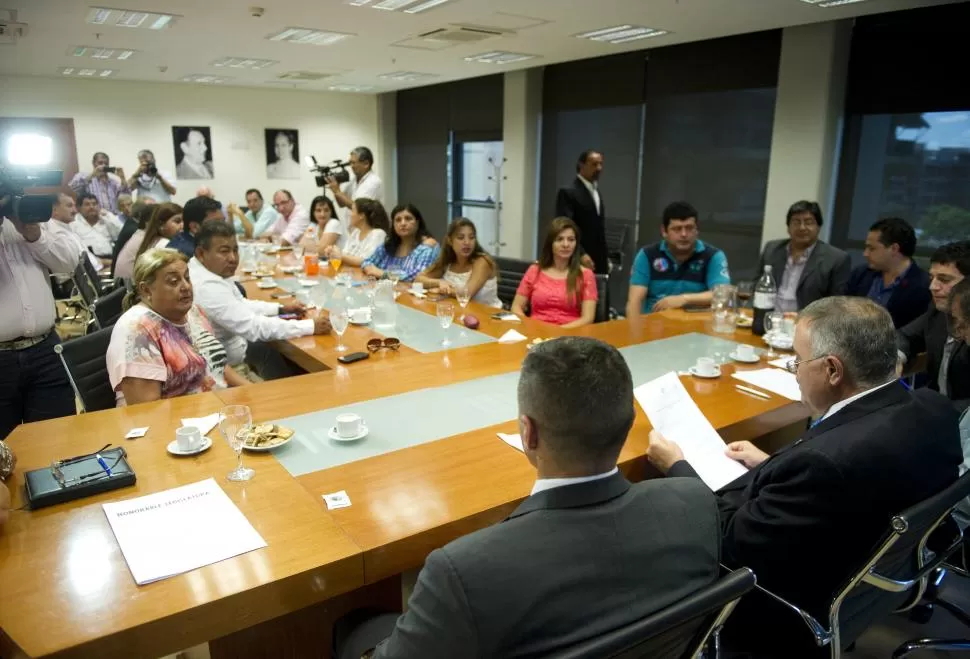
top-left (335, 337), bottom-right (720, 659)
top-left (647, 297), bottom-right (962, 657)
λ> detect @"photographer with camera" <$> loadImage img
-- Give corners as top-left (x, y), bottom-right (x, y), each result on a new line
top-left (68, 152), bottom-right (129, 214)
top-left (0, 186), bottom-right (82, 440)
top-left (327, 147), bottom-right (384, 220)
top-left (128, 149), bottom-right (176, 203)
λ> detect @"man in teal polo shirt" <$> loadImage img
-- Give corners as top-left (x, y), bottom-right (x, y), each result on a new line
top-left (625, 201), bottom-right (730, 316)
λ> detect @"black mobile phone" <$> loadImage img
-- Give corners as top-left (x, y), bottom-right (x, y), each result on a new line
top-left (104, 166), bottom-right (117, 174)
top-left (683, 304), bottom-right (711, 313)
top-left (279, 313), bottom-right (300, 320)
top-left (491, 312), bottom-right (518, 320)
top-left (337, 351), bottom-right (370, 364)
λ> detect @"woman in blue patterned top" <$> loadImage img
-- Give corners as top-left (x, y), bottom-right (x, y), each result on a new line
top-left (362, 203), bottom-right (440, 281)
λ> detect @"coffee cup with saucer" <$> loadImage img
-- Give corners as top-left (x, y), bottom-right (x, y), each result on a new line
top-left (328, 413), bottom-right (369, 442)
top-left (689, 357), bottom-right (721, 379)
top-left (730, 343), bottom-right (760, 363)
top-left (167, 426), bottom-right (212, 456)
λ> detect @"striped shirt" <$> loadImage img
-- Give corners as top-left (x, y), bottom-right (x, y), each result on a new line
top-left (68, 172), bottom-right (130, 213)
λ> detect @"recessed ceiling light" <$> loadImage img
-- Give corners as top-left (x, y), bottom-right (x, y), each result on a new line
top-left (181, 74), bottom-right (232, 84)
top-left (377, 71), bottom-right (438, 81)
top-left (345, 0), bottom-right (452, 11)
top-left (373, 0), bottom-right (416, 9)
top-left (70, 46), bottom-right (137, 61)
top-left (575, 25), bottom-right (668, 44)
top-left (464, 51), bottom-right (537, 64)
top-left (344, 0), bottom-right (375, 5)
top-left (403, 0), bottom-right (451, 12)
top-left (59, 67), bottom-right (116, 77)
top-left (86, 7), bottom-right (178, 30)
top-left (328, 84), bottom-right (375, 92)
top-left (267, 27), bottom-right (353, 46)
top-left (816, 0), bottom-right (868, 5)
top-left (212, 56), bottom-right (279, 70)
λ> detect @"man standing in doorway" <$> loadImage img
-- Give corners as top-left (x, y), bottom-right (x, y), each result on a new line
top-left (555, 150), bottom-right (609, 275)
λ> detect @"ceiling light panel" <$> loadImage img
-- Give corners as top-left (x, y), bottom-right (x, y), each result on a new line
top-left (70, 46), bottom-right (137, 60)
top-left (373, 0), bottom-right (416, 9)
top-left (576, 25), bottom-right (668, 44)
top-left (817, 0), bottom-right (868, 6)
top-left (59, 67), bottom-right (116, 77)
top-left (267, 27), bottom-right (354, 45)
top-left (212, 57), bottom-right (278, 70)
top-left (377, 71), bottom-right (438, 81)
top-left (181, 74), bottom-right (232, 84)
top-left (345, 0), bottom-right (452, 11)
top-left (464, 51), bottom-right (537, 64)
top-left (403, 0), bottom-right (451, 12)
top-left (328, 84), bottom-right (375, 92)
top-left (86, 7), bottom-right (177, 30)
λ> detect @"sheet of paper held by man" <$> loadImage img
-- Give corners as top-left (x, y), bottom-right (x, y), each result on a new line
top-left (635, 371), bottom-right (748, 490)
top-left (102, 478), bottom-right (267, 585)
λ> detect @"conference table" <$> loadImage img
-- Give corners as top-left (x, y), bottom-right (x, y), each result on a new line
top-left (0, 261), bottom-right (810, 659)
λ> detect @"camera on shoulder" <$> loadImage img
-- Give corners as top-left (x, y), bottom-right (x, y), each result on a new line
top-left (0, 166), bottom-right (63, 223)
top-left (305, 156), bottom-right (351, 188)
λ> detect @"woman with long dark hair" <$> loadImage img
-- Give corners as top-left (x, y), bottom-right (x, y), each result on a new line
top-left (114, 202), bottom-right (183, 280)
top-left (361, 203), bottom-right (440, 281)
top-left (323, 198), bottom-right (388, 267)
top-left (415, 217), bottom-right (501, 308)
top-left (299, 195), bottom-right (342, 253)
top-left (511, 217), bottom-right (597, 327)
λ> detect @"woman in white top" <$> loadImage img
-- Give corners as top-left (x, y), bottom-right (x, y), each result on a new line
top-left (416, 217), bottom-right (501, 308)
top-left (114, 202), bottom-right (182, 281)
top-left (299, 196), bottom-right (342, 253)
top-left (323, 197), bottom-right (388, 267)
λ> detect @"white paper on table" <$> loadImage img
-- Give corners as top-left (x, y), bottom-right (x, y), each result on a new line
top-left (180, 413), bottom-right (223, 437)
top-left (497, 432), bottom-right (524, 452)
top-left (767, 357), bottom-right (791, 369)
top-left (102, 478), bottom-right (267, 585)
top-left (499, 329), bottom-right (527, 344)
top-left (125, 426), bottom-right (149, 439)
top-left (732, 369), bottom-right (802, 402)
top-left (323, 491), bottom-right (352, 510)
top-left (635, 372), bottom-right (748, 491)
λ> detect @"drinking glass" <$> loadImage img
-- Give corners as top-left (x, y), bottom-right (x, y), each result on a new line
top-left (455, 283), bottom-right (471, 322)
top-left (437, 301), bottom-right (455, 347)
top-left (220, 405), bottom-right (254, 482)
top-left (331, 308), bottom-right (349, 352)
top-left (711, 284), bottom-right (739, 334)
top-left (329, 254), bottom-right (343, 274)
top-left (292, 244), bottom-right (305, 264)
top-left (763, 311), bottom-right (785, 359)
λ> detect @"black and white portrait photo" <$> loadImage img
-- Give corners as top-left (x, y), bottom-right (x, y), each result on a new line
top-left (172, 126), bottom-right (214, 180)
top-left (265, 128), bottom-right (301, 179)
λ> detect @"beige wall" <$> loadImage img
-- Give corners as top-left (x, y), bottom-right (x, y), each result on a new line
top-left (500, 68), bottom-right (544, 261)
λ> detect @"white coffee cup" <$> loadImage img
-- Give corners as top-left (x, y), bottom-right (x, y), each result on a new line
top-left (411, 282), bottom-right (424, 294)
top-left (735, 344), bottom-right (756, 360)
top-left (694, 357), bottom-right (718, 376)
top-left (176, 426), bottom-right (203, 452)
top-left (336, 413), bottom-right (364, 438)
top-left (349, 308), bottom-right (370, 323)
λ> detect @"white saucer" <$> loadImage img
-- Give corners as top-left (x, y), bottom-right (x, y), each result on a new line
top-left (349, 309), bottom-right (372, 325)
top-left (167, 436), bottom-right (212, 456)
top-left (257, 281), bottom-right (277, 289)
top-left (328, 425), bottom-right (368, 442)
top-left (763, 334), bottom-right (794, 350)
top-left (730, 351), bottom-right (760, 364)
top-left (298, 279), bottom-right (320, 287)
top-left (688, 366), bottom-right (721, 379)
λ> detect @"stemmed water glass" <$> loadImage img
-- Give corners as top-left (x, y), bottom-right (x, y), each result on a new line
top-left (437, 301), bottom-right (455, 347)
top-left (762, 311), bottom-right (784, 359)
top-left (220, 405), bottom-right (254, 482)
top-left (331, 307), bottom-right (349, 353)
top-left (456, 283), bottom-right (471, 322)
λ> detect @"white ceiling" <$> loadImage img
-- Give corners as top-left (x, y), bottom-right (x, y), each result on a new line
top-left (0, 0), bottom-right (956, 94)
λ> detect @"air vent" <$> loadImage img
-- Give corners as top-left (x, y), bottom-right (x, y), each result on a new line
top-left (277, 71), bottom-right (334, 81)
top-left (417, 25), bottom-right (503, 43)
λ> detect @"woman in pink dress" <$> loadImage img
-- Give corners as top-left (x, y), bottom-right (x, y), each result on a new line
top-left (512, 217), bottom-right (598, 327)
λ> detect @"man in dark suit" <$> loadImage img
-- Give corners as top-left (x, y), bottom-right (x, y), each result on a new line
top-left (847, 217), bottom-right (930, 328)
top-left (336, 337), bottom-right (720, 659)
top-left (555, 150), bottom-right (609, 274)
top-left (898, 240), bottom-right (970, 411)
top-left (648, 297), bottom-right (962, 657)
top-left (756, 200), bottom-right (851, 312)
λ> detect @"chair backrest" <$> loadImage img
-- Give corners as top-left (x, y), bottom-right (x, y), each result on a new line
top-left (604, 223), bottom-right (629, 255)
top-left (92, 286), bottom-right (126, 330)
top-left (495, 256), bottom-right (533, 309)
top-left (551, 568), bottom-right (756, 659)
top-left (72, 261), bottom-right (99, 308)
top-left (53, 327), bottom-right (115, 413)
top-left (594, 273), bottom-right (610, 323)
top-left (81, 250), bottom-right (109, 291)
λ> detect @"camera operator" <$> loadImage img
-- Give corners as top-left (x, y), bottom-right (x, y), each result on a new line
top-left (128, 149), bottom-right (176, 203)
top-left (327, 147), bottom-right (384, 223)
top-left (0, 197), bottom-right (81, 440)
top-left (68, 151), bottom-right (129, 214)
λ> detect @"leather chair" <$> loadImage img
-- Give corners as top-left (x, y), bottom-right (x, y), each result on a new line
top-left (81, 250), bottom-right (113, 294)
top-left (53, 327), bottom-right (115, 413)
top-left (551, 568), bottom-right (755, 659)
top-left (92, 285), bottom-right (126, 330)
top-left (71, 260), bottom-right (100, 310)
top-left (595, 273), bottom-right (610, 323)
top-left (495, 256), bottom-right (533, 309)
top-left (755, 470), bottom-right (970, 658)
top-left (604, 222), bottom-right (629, 273)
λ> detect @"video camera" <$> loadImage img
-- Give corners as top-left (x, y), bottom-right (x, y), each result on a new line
top-left (305, 156), bottom-right (351, 188)
top-left (0, 166), bottom-right (63, 223)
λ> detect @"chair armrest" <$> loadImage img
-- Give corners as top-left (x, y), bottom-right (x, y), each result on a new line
top-left (752, 582), bottom-right (833, 648)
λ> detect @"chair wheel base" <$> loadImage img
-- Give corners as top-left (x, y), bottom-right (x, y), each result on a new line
top-left (908, 603), bottom-right (935, 624)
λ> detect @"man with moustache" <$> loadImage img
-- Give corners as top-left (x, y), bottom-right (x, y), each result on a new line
top-left (555, 150), bottom-right (609, 275)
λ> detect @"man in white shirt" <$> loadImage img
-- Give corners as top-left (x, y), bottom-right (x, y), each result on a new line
top-left (127, 149), bottom-right (176, 203)
top-left (0, 207), bottom-right (82, 439)
top-left (71, 193), bottom-right (123, 259)
top-left (189, 219), bottom-right (331, 380)
top-left (329, 146), bottom-right (383, 232)
top-left (46, 193), bottom-right (102, 285)
top-left (269, 190), bottom-right (310, 247)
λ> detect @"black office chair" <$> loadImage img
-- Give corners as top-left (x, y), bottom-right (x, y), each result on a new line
top-left (755, 471), bottom-right (970, 658)
top-left (604, 222), bottom-right (629, 273)
top-left (71, 260), bottom-right (100, 310)
top-left (92, 285), bottom-right (126, 330)
top-left (53, 327), bottom-right (115, 413)
top-left (594, 273), bottom-right (610, 323)
top-left (495, 256), bottom-right (533, 309)
top-left (81, 250), bottom-right (114, 294)
top-left (550, 568), bottom-right (755, 659)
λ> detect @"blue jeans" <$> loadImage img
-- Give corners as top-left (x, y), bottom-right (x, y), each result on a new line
top-left (0, 333), bottom-right (76, 440)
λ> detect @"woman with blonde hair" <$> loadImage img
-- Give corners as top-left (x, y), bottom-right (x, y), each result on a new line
top-left (114, 202), bottom-right (183, 280)
top-left (415, 217), bottom-right (501, 308)
top-left (106, 248), bottom-right (245, 406)
top-left (511, 217), bottom-right (597, 327)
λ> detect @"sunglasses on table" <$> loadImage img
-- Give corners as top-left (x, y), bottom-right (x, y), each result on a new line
top-left (366, 338), bottom-right (401, 352)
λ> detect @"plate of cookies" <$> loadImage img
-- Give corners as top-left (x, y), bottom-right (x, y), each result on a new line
top-left (240, 423), bottom-right (296, 452)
